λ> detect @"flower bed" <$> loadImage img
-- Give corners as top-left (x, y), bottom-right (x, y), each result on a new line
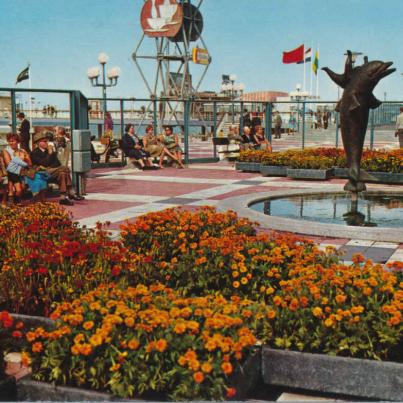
top-left (238, 148), bottom-right (403, 174)
top-left (0, 203), bottom-right (130, 316)
top-left (1, 205), bottom-right (402, 400)
top-left (25, 284), bottom-right (265, 401)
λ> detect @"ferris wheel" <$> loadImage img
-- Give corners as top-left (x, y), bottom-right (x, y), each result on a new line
top-left (132, 0), bottom-right (211, 125)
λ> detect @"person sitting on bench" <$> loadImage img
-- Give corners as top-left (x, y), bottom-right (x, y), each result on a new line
top-left (121, 124), bottom-right (157, 170)
top-left (30, 131), bottom-right (83, 206)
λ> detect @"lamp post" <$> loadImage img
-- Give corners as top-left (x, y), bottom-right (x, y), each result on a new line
top-left (87, 52), bottom-right (121, 115)
top-left (221, 74), bottom-right (245, 123)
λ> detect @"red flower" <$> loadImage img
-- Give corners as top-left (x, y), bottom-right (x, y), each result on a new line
top-left (226, 387), bottom-right (236, 398)
top-left (12, 330), bottom-right (23, 338)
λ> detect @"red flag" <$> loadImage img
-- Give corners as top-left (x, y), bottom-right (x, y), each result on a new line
top-left (282, 45), bottom-right (305, 64)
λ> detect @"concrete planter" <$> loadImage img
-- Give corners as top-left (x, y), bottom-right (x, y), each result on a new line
top-left (333, 167), bottom-right (348, 178)
top-left (235, 162), bottom-right (261, 172)
top-left (17, 378), bottom-right (115, 402)
top-left (17, 350), bottom-right (261, 401)
top-left (0, 376), bottom-right (16, 401)
top-left (260, 165), bottom-right (287, 177)
top-left (11, 314), bottom-right (54, 331)
top-left (366, 171), bottom-right (403, 184)
top-left (287, 168), bottom-right (334, 180)
top-left (262, 347), bottom-right (403, 401)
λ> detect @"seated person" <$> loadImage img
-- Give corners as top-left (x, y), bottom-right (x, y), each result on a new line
top-left (253, 126), bottom-right (272, 151)
top-left (7, 149), bottom-right (49, 203)
top-left (121, 124), bottom-right (156, 170)
top-left (159, 125), bottom-right (185, 169)
top-left (30, 131), bottom-right (83, 205)
top-left (240, 126), bottom-right (256, 150)
top-left (143, 125), bottom-right (181, 169)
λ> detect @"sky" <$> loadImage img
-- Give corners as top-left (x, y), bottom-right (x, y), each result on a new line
top-left (0, 0), bottom-right (402, 108)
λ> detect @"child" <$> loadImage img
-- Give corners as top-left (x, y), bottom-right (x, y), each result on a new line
top-left (7, 150), bottom-right (49, 203)
top-left (6, 149), bottom-right (27, 203)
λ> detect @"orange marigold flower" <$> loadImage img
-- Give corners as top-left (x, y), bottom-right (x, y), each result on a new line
top-left (289, 298), bottom-right (299, 311)
top-left (335, 294), bottom-right (346, 304)
top-left (226, 387), bottom-right (237, 398)
top-left (26, 331), bottom-right (36, 342)
top-left (155, 338), bottom-right (168, 352)
top-left (273, 296), bottom-right (282, 306)
top-left (312, 307), bottom-right (323, 317)
top-left (89, 334), bottom-right (103, 347)
top-left (174, 322), bottom-right (187, 334)
top-left (71, 344), bottom-right (80, 356)
top-left (178, 356), bottom-right (187, 366)
top-left (193, 371), bottom-right (204, 384)
top-left (21, 352), bottom-right (31, 367)
top-left (128, 338), bottom-right (140, 350)
top-left (125, 317), bottom-right (135, 327)
top-left (32, 342), bottom-right (43, 353)
top-left (110, 363), bottom-right (121, 372)
top-left (267, 309), bottom-right (276, 319)
top-left (221, 361), bottom-right (233, 375)
top-left (233, 281), bottom-right (240, 288)
top-left (83, 321), bottom-right (94, 330)
top-left (351, 306), bottom-right (364, 314)
top-left (201, 362), bottom-right (213, 374)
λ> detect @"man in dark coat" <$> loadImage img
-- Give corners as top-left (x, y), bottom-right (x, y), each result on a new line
top-left (30, 131), bottom-right (83, 205)
top-left (17, 112), bottom-right (31, 152)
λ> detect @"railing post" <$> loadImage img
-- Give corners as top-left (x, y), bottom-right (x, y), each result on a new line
top-left (153, 98), bottom-right (158, 134)
top-left (335, 111), bottom-right (340, 148)
top-left (184, 99), bottom-right (190, 165)
top-left (69, 92), bottom-right (78, 191)
top-left (302, 101), bottom-right (306, 150)
top-left (120, 99), bottom-right (125, 164)
top-left (369, 109), bottom-right (375, 150)
top-left (213, 101), bottom-right (217, 159)
top-left (265, 102), bottom-right (272, 142)
top-left (239, 101), bottom-right (244, 131)
top-left (11, 90), bottom-right (17, 133)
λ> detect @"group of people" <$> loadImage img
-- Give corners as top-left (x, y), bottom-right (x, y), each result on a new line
top-left (121, 124), bottom-right (185, 169)
top-left (226, 124), bottom-right (272, 152)
top-left (0, 127), bottom-right (82, 207)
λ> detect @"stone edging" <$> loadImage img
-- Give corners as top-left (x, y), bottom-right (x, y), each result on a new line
top-left (216, 186), bottom-right (403, 242)
top-left (262, 347), bottom-right (403, 401)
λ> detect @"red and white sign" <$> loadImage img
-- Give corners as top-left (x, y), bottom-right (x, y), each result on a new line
top-left (141, 0), bottom-right (183, 38)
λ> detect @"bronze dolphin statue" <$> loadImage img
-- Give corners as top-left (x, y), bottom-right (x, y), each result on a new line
top-left (322, 50), bottom-right (395, 192)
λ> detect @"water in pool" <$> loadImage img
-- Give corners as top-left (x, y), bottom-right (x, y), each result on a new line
top-left (250, 194), bottom-right (403, 228)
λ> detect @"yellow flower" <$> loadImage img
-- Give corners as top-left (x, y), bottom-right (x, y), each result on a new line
top-left (83, 321), bottom-right (94, 330)
top-left (89, 334), bottom-right (103, 347)
top-left (312, 307), bottom-right (323, 317)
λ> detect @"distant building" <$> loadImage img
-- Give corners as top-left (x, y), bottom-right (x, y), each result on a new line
top-left (241, 91), bottom-right (288, 103)
top-left (0, 95), bottom-right (12, 118)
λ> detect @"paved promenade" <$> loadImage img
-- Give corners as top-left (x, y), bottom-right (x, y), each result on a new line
top-left (63, 161), bottom-right (403, 266)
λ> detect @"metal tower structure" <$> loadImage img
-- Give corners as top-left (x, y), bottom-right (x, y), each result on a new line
top-left (132, 0), bottom-right (211, 126)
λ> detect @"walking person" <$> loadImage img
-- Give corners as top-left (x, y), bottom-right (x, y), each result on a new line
top-left (273, 112), bottom-right (282, 139)
top-left (17, 112), bottom-right (31, 152)
top-left (395, 106), bottom-right (403, 148)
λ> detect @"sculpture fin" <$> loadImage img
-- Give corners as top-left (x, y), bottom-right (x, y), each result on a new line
top-left (368, 93), bottom-right (382, 109)
top-left (349, 93), bottom-right (361, 111)
top-left (344, 50), bottom-right (353, 79)
top-left (321, 67), bottom-right (347, 88)
top-left (359, 169), bottom-right (377, 181)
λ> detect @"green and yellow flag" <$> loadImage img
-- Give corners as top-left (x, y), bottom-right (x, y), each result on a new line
top-left (312, 51), bottom-right (319, 75)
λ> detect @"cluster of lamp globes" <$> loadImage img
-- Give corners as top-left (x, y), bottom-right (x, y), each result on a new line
top-left (220, 74), bottom-right (245, 94)
top-left (87, 52), bottom-right (121, 85)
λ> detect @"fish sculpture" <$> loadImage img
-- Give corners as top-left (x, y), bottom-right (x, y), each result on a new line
top-left (322, 50), bottom-right (395, 192)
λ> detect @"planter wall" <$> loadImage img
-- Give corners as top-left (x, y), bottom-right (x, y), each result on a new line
top-left (287, 168), bottom-right (334, 180)
top-left (260, 165), bottom-right (287, 177)
top-left (11, 314), bottom-right (54, 331)
top-left (333, 168), bottom-right (403, 184)
top-left (366, 171), bottom-right (403, 184)
top-left (262, 347), bottom-right (403, 401)
top-left (0, 376), bottom-right (16, 401)
top-left (235, 162), bottom-right (261, 172)
top-left (17, 378), bottom-right (116, 402)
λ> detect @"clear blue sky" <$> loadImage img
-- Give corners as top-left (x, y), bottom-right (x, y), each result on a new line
top-left (0, 0), bottom-right (402, 107)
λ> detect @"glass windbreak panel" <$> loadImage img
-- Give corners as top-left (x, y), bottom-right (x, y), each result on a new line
top-left (250, 194), bottom-right (403, 228)
top-left (368, 102), bottom-right (401, 150)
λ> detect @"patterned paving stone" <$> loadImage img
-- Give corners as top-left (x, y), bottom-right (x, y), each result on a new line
top-left (158, 197), bottom-right (202, 205)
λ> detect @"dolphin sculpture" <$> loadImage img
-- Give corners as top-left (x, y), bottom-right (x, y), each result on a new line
top-left (322, 51), bottom-right (395, 192)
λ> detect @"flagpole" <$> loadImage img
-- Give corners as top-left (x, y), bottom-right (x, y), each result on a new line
top-left (316, 46), bottom-right (320, 98)
top-left (303, 44), bottom-right (306, 92)
top-left (309, 42), bottom-right (313, 96)
top-left (28, 63), bottom-right (33, 148)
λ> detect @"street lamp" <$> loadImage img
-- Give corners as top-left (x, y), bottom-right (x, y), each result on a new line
top-left (87, 52), bottom-right (120, 114)
top-left (221, 74), bottom-right (245, 123)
